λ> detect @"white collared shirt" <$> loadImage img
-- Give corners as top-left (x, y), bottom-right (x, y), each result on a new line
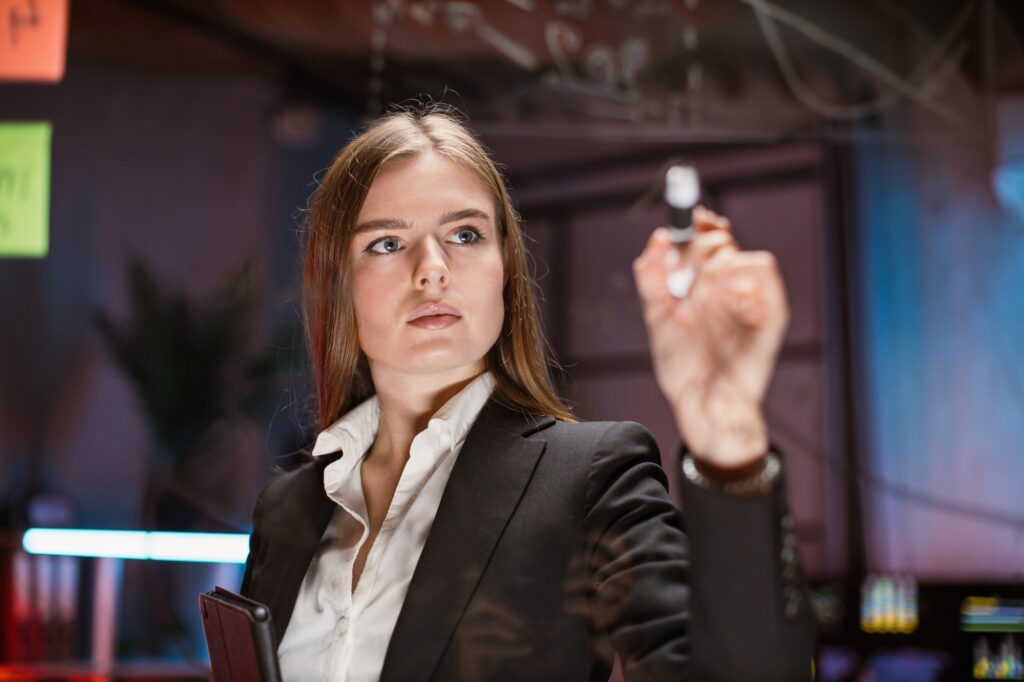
top-left (277, 372), bottom-right (497, 682)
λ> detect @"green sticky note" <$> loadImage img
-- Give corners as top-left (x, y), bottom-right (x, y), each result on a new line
top-left (0, 122), bottom-right (52, 258)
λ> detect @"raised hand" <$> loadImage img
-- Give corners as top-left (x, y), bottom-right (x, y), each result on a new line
top-left (632, 206), bottom-right (789, 472)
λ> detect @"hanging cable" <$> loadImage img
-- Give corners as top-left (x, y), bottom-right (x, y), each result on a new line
top-left (743, 0), bottom-right (975, 124)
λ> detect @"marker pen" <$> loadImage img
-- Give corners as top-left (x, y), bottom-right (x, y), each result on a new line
top-left (665, 164), bottom-right (701, 242)
top-left (664, 164), bottom-right (701, 297)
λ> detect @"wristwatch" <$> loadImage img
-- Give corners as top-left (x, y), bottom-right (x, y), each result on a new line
top-left (681, 451), bottom-right (781, 496)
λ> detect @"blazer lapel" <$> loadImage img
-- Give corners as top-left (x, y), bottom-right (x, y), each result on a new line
top-left (379, 399), bottom-right (554, 682)
top-left (249, 454), bottom-right (340, 644)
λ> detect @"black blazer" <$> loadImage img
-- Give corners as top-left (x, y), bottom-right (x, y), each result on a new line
top-left (241, 398), bottom-right (815, 681)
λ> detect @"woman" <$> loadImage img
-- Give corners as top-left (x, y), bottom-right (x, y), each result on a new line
top-left (240, 105), bottom-right (815, 681)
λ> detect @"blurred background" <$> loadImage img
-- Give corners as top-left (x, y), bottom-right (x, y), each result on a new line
top-left (1, 0), bottom-right (1023, 680)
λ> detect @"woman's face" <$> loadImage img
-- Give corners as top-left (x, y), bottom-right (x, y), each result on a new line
top-left (349, 152), bottom-right (505, 381)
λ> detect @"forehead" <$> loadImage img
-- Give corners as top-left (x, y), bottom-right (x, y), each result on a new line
top-left (357, 152), bottom-right (493, 223)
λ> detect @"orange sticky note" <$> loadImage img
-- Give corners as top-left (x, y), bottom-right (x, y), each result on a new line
top-left (0, 0), bottom-right (69, 83)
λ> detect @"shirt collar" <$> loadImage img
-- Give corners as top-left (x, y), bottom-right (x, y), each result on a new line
top-left (426, 370), bottom-right (497, 453)
top-left (311, 371), bottom-right (497, 459)
top-left (310, 392), bottom-right (380, 459)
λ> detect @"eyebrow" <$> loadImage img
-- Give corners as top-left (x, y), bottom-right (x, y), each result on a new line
top-left (354, 208), bottom-right (491, 235)
top-left (440, 208), bottom-right (491, 225)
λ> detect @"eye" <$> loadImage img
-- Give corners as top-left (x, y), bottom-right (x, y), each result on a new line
top-left (367, 237), bottom-right (402, 255)
top-left (450, 227), bottom-right (483, 245)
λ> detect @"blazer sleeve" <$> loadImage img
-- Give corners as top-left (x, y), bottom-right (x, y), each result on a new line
top-left (677, 444), bottom-right (816, 680)
top-left (583, 421), bottom-right (815, 682)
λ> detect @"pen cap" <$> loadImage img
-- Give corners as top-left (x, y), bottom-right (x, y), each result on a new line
top-left (665, 164), bottom-right (701, 230)
top-left (664, 165), bottom-right (700, 210)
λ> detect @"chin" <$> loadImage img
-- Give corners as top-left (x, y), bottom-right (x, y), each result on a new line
top-left (409, 354), bottom-right (486, 376)
top-left (373, 345), bottom-right (488, 378)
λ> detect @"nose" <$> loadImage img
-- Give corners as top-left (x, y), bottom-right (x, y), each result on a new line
top-left (413, 236), bottom-right (449, 291)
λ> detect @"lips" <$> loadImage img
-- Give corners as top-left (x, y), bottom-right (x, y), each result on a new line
top-left (407, 302), bottom-right (462, 322)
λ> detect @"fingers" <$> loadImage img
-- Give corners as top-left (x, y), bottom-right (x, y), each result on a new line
top-left (633, 228), bottom-right (676, 321)
top-left (635, 212), bottom-right (736, 277)
top-left (693, 205), bottom-right (732, 234)
top-left (683, 206), bottom-right (737, 268)
top-left (636, 226), bottom-right (736, 306)
top-left (674, 229), bottom-right (737, 273)
top-left (696, 250), bottom-right (789, 331)
top-left (635, 209), bottom-right (777, 327)
top-left (648, 243), bottom-right (787, 332)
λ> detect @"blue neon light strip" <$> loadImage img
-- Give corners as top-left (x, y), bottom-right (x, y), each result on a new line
top-left (22, 529), bottom-right (249, 564)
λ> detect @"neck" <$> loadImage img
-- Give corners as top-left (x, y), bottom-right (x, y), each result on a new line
top-left (367, 363), bottom-right (485, 469)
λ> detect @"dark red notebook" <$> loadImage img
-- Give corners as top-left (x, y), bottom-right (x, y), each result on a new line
top-left (199, 587), bottom-right (282, 682)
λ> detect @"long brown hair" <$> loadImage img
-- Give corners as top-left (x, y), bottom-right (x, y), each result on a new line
top-left (303, 104), bottom-right (574, 430)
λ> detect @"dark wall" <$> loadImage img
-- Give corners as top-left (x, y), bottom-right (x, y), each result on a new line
top-left (0, 59), bottom-right (357, 531)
